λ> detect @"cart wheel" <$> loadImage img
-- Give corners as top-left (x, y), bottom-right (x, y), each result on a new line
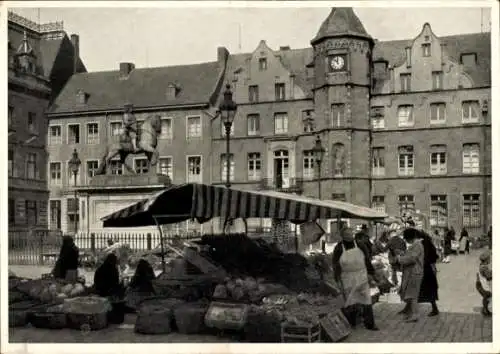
top-left (80, 323), bottom-right (91, 335)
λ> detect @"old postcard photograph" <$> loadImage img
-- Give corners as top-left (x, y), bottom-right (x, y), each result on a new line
top-left (1, 1), bottom-right (498, 353)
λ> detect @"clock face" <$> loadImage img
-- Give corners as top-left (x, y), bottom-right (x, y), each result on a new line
top-left (330, 55), bottom-right (346, 71)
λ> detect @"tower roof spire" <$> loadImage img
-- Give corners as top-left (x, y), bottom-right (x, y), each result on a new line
top-left (311, 7), bottom-right (372, 45)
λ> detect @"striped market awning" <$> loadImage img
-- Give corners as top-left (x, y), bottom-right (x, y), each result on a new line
top-left (101, 183), bottom-right (387, 228)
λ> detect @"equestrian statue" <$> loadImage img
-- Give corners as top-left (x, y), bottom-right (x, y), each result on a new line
top-left (94, 104), bottom-right (162, 175)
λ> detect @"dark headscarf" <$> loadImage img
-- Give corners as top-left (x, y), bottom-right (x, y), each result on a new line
top-left (403, 227), bottom-right (420, 242)
top-left (52, 236), bottom-right (79, 279)
top-left (94, 253), bottom-right (121, 297)
top-left (129, 259), bottom-right (156, 293)
top-left (417, 230), bottom-right (439, 265)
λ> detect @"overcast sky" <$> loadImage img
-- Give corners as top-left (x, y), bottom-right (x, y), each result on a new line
top-left (10, 4), bottom-right (493, 72)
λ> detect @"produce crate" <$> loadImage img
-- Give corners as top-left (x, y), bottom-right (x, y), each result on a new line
top-left (67, 311), bottom-right (108, 331)
top-left (281, 321), bottom-right (321, 343)
top-left (135, 305), bottom-right (174, 335)
top-left (244, 309), bottom-right (283, 342)
top-left (174, 303), bottom-right (209, 334)
top-left (30, 305), bottom-right (67, 330)
top-left (205, 301), bottom-right (249, 330)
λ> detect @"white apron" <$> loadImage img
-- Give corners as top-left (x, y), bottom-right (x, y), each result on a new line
top-left (339, 242), bottom-right (372, 306)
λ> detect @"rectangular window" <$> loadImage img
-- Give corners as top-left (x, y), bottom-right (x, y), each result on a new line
top-left (462, 101), bottom-right (480, 123)
top-left (302, 110), bottom-right (315, 132)
top-left (274, 113), bottom-right (288, 135)
top-left (9, 198), bottom-right (15, 225)
top-left (372, 196), bottom-right (386, 214)
top-left (86, 160), bottom-right (99, 180)
top-left (49, 125), bottom-right (62, 145)
top-left (259, 58), bottom-right (267, 71)
top-left (247, 114), bottom-right (260, 136)
top-left (398, 146), bottom-right (414, 176)
top-left (303, 150), bottom-right (315, 180)
top-left (463, 143), bottom-right (480, 174)
top-left (68, 124), bottom-right (80, 144)
top-left (8, 105), bottom-right (14, 129)
top-left (187, 156), bottom-right (202, 183)
top-left (67, 161), bottom-right (81, 186)
top-left (249, 85), bottom-right (259, 103)
top-left (398, 195), bottom-right (415, 216)
top-left (432, 71), bottom-right (443, 90)
top-left (371, 106), bottom-right (385, 129)
top-left (28, 112), bottom-right (37, 135)
top-left (430, 195), bottom-right (448, 227)
top-left (110, 121), bottom-right (123, 137)
top-left (26, 153), bottom-right (37, 179)
top-left (110, 159), bottom-right (123, 175)
top-left (134, 158), bottom-right (149, 174)
top-left (8, 150), bottom-right (13, 177)
top-left (397, 105), bottom-right (414, 127)
top-left (221, 154), bottom-right (235, 182)
top-left (25, 200), bottom-right (37, 226)
top-left (275, 83), bottom-right (286, 101)
top-left (50, 200), bottom-right (62, 230)
top-left (49, 162), bottom-right (62, 185)
top-left (160, 118), bottom-right (173, 139)
top-left (463, 194), bottom-right (481, 227)
top-left (422, 43), bottom-right (431, 57)
top-left (430, 145), bottom-right (447, 175)
top-left (186, 116), bottom-right (202, 138)
top-left (247, 153), bottom-right (262, 181)
top-left (400, 73), bottom-right (411, 92)
top-left (331, 103), bottom-right (345, 128)
top-left (461, 53), bottom-right (477, 67)
top-left (158, 157), bottom-right (173, 179)
top-left (430, 103), bottom-right (446, 124)
top-left (372, 147), bottom-right (385, 177)
top-left (86, 123), bottom-right (99, 144)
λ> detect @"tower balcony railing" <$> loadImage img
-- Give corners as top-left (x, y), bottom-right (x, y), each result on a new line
top-left (258, 177), bottom-right (304, 194)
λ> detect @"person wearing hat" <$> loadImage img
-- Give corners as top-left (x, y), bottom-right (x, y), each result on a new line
top-left (386, 228), bottom-right (406, 287)
top-left (397, 228), bottom-right (425, 322)
top-left (332, 227), bottom-right (379, 331)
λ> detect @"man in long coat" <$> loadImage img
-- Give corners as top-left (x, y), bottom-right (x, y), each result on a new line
top-left (417, 230), bottom-right (440, 316)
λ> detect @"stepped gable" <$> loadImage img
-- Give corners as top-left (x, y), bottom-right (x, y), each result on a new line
top-left (49, 61), bottom-right (222, 113)
top-left (311, 7), bottom-right (372, 44)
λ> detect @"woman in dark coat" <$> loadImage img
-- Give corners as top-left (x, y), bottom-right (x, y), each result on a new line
top-left (124, 259), bottom-right (156, 311)
top-left (52, 235), bottom-right (79, 281)
top-left (459, 228), bottom-right (470, 254)
top-left (417, 230), bottom-right (440, 316)
top-left (94, 253), bottom-right (125, 299)
top-left (442, 227), bottom-right (454, 263)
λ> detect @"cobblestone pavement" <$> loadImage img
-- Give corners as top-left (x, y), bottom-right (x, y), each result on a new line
top-left (8, 249), bottom-right (492, 343)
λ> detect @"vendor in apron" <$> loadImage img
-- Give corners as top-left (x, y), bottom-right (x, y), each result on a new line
top-left (332, 227), bottom-right (379, 331)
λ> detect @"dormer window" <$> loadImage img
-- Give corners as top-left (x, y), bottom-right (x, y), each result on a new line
top-left (167, 84), bottom-right (178, 99)
top-left (259, 58), bottom-right (267, 71)
top-left (76, 90), bottom-right (87, 104)
top-left (461, 53), bottom-right (477, 67)
top-left (373, 60), bottom-right (388, 76)
top-left (422, 43), bottom-right (431, 57)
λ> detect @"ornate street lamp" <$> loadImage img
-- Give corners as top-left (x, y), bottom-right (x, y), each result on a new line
top-left (218, 84), bottom-right (238, 188)
top-left (68, 149), bottom-right (81, 234)
top-left (312, 135), bottom-right (326, 199)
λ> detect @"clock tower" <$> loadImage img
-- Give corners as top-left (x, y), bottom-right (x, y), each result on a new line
top-left (310, 8), bottom-right (374, 207)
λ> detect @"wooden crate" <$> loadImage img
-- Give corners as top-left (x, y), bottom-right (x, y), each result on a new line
top-left (281, 321), bottom-right (321, 343)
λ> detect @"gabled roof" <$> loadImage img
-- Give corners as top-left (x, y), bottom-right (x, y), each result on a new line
top-left (49, 61), bottom-right (223, 114)
top-left (311, 7), bottom-right (372, 44)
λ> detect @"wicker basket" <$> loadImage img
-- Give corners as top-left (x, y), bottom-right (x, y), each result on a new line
top-left (67, 311), bottom-right (108, 331)
top-left (174, 303), bottom-right (208, 334)
top-left (30, 311), bottom-right (67, 330)
top-left (135, 305), bottom-right (174, 335)
top-left (9, 310), bottom-right (29, 327)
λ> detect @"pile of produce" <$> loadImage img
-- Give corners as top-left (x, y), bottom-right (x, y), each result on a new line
top-left (212, 276), bottom-right (289, 303)
top-left (371, 253), bottom-right (393, 293)
top-left (15, 279), bottom-right (86, 304)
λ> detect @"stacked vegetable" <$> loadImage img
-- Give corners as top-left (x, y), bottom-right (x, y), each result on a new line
top-left (15, 279), bottom-right (86, 304)
top-left (212, 276), bottom-right (289, 303)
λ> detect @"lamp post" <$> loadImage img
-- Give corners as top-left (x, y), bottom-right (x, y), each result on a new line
top-left (312, 135), bottom-right (326, 200)
top-left (219, 84), bottom-right (238, 188)
top-left (68, 149), bottom-right (81, 234)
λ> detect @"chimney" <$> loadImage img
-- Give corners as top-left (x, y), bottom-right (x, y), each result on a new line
top-left (279, 46), bottom-right (291, 51)
top-left (119, 62), bottom-right (135, 79)
top-left (217, 47), bottom-right (229, 63)
top-left (70, 34), bottom-right (79, 74)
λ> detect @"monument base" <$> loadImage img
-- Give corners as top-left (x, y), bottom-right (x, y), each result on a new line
top-left (77, 173), bottom-right (172, 231)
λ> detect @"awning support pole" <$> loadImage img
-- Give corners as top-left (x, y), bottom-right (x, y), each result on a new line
top-left (152, 216), bottom-right (166, 273)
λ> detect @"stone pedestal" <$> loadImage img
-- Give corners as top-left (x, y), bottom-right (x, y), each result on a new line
top-left (77, 174), bottom-right (171, 232)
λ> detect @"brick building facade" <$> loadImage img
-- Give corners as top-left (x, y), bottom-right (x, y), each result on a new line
top-left (47, 8), bottom-right (491, 236)
top-left (8, 12), bottom-right (86, 234)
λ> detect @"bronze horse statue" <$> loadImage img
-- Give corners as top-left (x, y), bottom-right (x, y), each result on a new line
top-left (95, 114), bottom-right (162, 175)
